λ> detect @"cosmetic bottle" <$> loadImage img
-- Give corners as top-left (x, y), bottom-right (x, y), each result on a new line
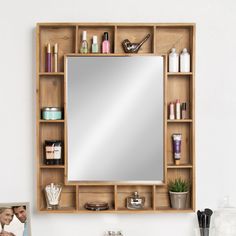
top-left (180, 48), bottom-right (190, 72)
top-left (175, 99), bottom-right (181, 120)
top-left (168, 48), bottom-right (179, 72)
top-left (181, 102), bottom-right (187, 119)
top-left (102, 32), bottom-right (110, 54)
top-left (169, 102), bottom-right (175, 120)
top-left (126, 191), bottom-right (145, 209)
top-left (54, 43), bottom-right (58, 72)
top-left (80, 31), bottom-right (88, 54)
top-left (46, 43), bottom-right (52, 72)
top-left (92, 35), bottom-right (98, 53)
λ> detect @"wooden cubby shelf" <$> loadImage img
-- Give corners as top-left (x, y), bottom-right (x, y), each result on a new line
top-left (167, 119), bottom-right (193, 123)
top-left (167, 72), bottom-right (193, 76)
top-left (39, 72), bottom-right (64, 76)
top-left (39, 120), bottom-right (64, 123)
top-left (157, 207), bottom-right (193, 213)
top-left (36, 22), bottom-right (195, 213)
top-left (167, 164), bottom-right (193, 169)
top-left (77, 26), bottom-right (115, 53)
top-left (40, 165), bottom-right (65, 169)
top-left (116, 26), bottom-right (155, 54)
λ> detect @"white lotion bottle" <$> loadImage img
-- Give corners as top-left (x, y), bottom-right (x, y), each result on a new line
top-left (175, 99), bottom-right (181, 120)
top-left (180, 48), bottom-right (190, 72)
top-left (168, 48), bottom-right (179, 72)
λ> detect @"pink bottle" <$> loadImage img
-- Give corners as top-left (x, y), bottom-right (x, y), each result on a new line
top-left (102, 32), bottom-right (110, 53)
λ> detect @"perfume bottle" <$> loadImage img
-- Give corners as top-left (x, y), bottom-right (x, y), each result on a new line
top-left (80, 31), bottom-right (88, 53)
top-left (126, 191), bottom-right (145, 209)
top-left (102, 32), bottom-right (110, 53)
top-left (92, 35), bottom-right (98, 53)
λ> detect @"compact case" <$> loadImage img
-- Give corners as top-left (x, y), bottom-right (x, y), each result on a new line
top-left (84, 201), bottom-right (109, 211)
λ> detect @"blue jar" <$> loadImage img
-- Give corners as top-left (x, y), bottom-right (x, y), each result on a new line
top-left (42, 107), bottom-right (62, 120)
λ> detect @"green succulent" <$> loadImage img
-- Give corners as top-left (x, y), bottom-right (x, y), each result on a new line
top-left (168, 178), bottom-right (190, 192)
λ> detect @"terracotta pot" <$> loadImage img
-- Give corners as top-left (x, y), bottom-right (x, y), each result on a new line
top-left (169, 191), bottom-right (188, 209)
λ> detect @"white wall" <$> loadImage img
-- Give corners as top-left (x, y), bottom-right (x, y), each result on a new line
top-left (0, 0), bottom-right (236, 235)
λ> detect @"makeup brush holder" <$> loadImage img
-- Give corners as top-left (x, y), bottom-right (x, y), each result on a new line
top-left (195, 228), bottom-right (215, 236)
top-left (44, 183), bottom-right (62, 209)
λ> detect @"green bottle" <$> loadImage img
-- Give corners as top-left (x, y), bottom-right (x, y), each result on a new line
top-left (80, 31), bottom-right (88, 53)
top-left (92, 35), bottom-right (98, 53)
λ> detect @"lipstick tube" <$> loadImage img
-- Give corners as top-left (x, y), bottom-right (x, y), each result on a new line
top-left (46, 43), bottom-right (52, 72)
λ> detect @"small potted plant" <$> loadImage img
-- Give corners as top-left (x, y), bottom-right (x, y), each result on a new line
top-left (168, 178), bottom-right (190, 209)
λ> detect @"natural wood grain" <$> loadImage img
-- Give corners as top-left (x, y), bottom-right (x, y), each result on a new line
top-left (116, 26), bottom-right (154, 53)
top-left (156, 26), bottom-right (193, 55)
top-left (36, 23), bottom-right (195, 213)
top-left (36, 24), bottom-right (41, 211)
top-left (117, 185), bottom-right (153, 210)
top-left (167, 123), bottom-right (192, 165)
top-left (167, 169), bottom-right (192, 209)
top-left (39, 75), bottom-right (64, 110)
top-left (39, 26), bottom-right (76, 72)
top-left (190, 25), bottom-right (196, 211)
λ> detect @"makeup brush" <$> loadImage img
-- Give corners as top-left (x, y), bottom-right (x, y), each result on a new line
top-left (197, 210), bottom-right (203, 228)
top-left (204, 208), bottom-right (213, 228)
top-left (197, 210), bottom-right (204, 236)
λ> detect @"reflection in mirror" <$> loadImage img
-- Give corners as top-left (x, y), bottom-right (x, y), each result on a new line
top-left (66, 56), bottom-right (164, 182)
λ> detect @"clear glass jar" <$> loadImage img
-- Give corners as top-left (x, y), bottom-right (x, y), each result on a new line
top-left (126, 191), bottom-right (145, 210)
top-left (213, 197), bottom-right (236, 236)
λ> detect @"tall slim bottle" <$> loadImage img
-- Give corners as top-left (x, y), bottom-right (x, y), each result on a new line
top-left (80, 31), bottom-right (88, 53)
top-left (102, 32), bottom-right (110, 53)
top-left (180, 48), bottom-right (190, 72)
top-left (92, 35), bottom-right (98, 53)
top-left (46, 43), bottom-right (52, 72)
top-left (54, 43), bottom-right (58, 72)
top-left (168, 48), bottom-right (179, 72)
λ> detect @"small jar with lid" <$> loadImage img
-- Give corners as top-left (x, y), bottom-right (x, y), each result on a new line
top-left (44, 140), bottom-right (63, 165)
top-left (42, 107), bottom-right (62, 120)
top-left (126, 191), bottom-right (145, 209)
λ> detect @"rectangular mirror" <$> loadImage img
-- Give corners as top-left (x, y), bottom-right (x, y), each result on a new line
top-left (66, 56), bottom-right (164, 182)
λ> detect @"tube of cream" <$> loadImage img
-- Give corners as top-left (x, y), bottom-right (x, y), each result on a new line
top-left (172, 133), bottom-right (182, 165)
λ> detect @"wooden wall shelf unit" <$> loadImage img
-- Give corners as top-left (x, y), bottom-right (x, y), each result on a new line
top-left (36, 23), bottom-right (195, 213)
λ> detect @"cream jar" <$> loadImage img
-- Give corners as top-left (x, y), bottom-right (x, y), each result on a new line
top-left (42, 107), bottom-right (62, 120)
